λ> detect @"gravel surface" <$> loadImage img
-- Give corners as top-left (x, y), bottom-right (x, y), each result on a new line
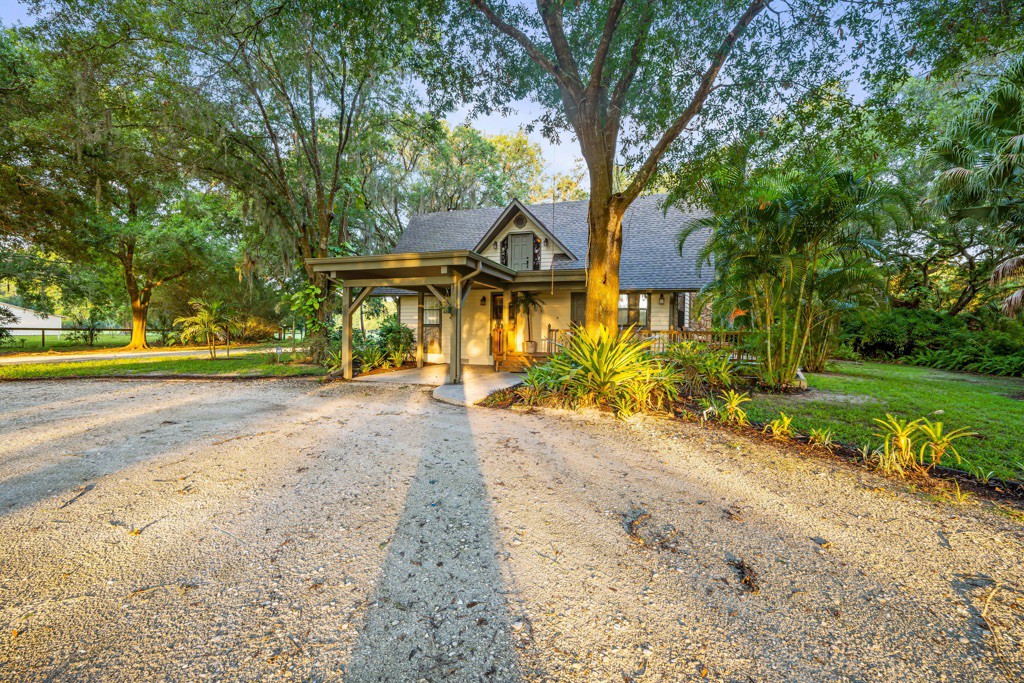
top-left (1, 379), bottom-right (1022, 682)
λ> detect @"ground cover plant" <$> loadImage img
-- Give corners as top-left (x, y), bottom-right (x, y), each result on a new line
top-left (0, 353), bottom-right (325, 380)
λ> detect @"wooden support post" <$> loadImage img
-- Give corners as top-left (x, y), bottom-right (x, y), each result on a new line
top-left (448, 278), bottom-right (462, 385)
top-left (501, 289), bottom-right (510, 354)
top-left (416, 291), bottom-right (425, 369)
top-left (41, 329), bottom-right (46, 348)
top-left (341, 286), bottom-right (353, 380)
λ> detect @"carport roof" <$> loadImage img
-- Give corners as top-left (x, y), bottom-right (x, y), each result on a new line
top-left (306, 250), bottom-right (516, 293)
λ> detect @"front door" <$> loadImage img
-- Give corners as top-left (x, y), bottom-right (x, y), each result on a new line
top-left (509, 233), bottom-right (533, 270)
top-left (490, 294), bottom-right (514, 354)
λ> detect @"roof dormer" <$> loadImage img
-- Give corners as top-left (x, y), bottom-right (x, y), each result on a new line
top-left (474, 199), bottom-right (576, 271)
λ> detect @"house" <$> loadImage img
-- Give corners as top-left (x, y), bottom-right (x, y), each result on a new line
top-left (307, 194), bottom-right (713, 384)
top-left (2, 303), bottom-right (64, 336)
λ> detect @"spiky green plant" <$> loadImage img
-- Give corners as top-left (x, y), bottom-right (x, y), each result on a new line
top-left (917, 419), bottom-right (976, 472)
top-left (872, 414), bottom-right (921, 477)
top-left (764, 412), bottom-right (794, 439)
top-left (808, 427), bottom-right (835, 451)
top-left (719, 389), bottom-right (751, 426)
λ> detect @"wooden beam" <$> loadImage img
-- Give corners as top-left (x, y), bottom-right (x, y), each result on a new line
top-left (425, 283), bottom-right (450, 308)
top-left (416, 291), bottom-right (424, 369)
top-left (342, 276), bottom-right (456, 288)
top-left (502, 288), bottom-right (510, 354)
top-left (346, 286), bottom-right (376, 317)
top-left (460, 281), bottom-right (475, 306)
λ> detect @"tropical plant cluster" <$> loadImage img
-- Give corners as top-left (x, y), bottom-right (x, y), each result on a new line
top-left (325, 314), bottom-right (415, 375)
top-left (517, 326), bottom-right (682, 419)
top-left (845, 309), bottom-right (1024, 376)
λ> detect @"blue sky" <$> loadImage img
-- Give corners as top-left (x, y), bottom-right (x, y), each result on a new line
top-left (0, 0), bottom-right (583, 186)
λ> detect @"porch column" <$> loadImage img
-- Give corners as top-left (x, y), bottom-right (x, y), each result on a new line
top-left (501, 289), bottom-right (511, 354)
top-left (416, 291), bottom-right (424, 369)
top-left (448, 278), bottom-right (463, 384)
top-left (341, 286), bottom-right (353, 380)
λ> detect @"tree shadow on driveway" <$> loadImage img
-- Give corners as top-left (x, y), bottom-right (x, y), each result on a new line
top-left (345, 402), bottom-right (523, 682)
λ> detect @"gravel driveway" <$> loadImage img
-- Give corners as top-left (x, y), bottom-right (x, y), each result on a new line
top-left (1, 379), bottom-right (1021, 682)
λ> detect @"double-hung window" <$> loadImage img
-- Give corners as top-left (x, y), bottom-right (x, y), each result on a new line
top-left (617, 293), bottom-right (649, 328)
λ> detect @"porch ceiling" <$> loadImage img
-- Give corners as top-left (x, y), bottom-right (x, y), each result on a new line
top-left (306, 250), bottom-right (515, 291)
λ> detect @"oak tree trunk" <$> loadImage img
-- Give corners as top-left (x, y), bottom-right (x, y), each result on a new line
top-left (128, 297), bottom-right (150, 349)
top-left (580, 142), bottom-right (626, 333)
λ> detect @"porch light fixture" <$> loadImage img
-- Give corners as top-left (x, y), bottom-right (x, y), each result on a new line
top-left (480, 296), bottom-right (487, 306)
top-left (658, 293), bottom-right (665, 305)
top-left (543, 237), bottom-right (549, 246)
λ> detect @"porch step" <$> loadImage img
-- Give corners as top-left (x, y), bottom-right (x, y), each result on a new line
top-left (497, 352), bottom-right (548, 373)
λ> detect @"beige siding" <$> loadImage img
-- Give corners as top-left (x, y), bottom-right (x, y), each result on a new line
top-left (650, 294), bottom-right (671, 331)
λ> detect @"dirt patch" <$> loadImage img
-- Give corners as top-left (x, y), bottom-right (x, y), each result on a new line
top-left (774, 388), bottom-right (881, 405)
top-left (1, 380), bottom-right (1023, 681)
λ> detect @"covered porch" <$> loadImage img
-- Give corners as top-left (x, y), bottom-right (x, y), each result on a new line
top-left (307, 250), bottom-right (518, 384)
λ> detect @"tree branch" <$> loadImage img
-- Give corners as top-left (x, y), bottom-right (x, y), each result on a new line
top-left (588, 0), bottom-right (626, 95)
top-left (621, 0), bottom-right (766, 205)
top-left (469, 0), bottom-right (580, 98)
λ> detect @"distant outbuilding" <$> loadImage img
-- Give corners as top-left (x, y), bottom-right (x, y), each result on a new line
top-left (2, 304), bottom-right (64, 336)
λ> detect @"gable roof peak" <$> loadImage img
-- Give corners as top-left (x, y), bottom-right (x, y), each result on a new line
top-left (472, 198), bottom-right (576, 259)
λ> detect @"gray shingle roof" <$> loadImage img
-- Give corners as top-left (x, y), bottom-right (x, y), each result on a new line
top-left (394, 194), bottom-right (712, 290)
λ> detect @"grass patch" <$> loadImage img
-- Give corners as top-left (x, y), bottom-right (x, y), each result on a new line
top-left (747, 361), bottom-right (1024, 481)
top-left (0, 352), bottom-right (326, 380)
top-left (0, 332), bottom-right (165, 355)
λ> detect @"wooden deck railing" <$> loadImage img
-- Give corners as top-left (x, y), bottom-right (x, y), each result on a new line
top-left (545, 326), bottom-right (753, 359)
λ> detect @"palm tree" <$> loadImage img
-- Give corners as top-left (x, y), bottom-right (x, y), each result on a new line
top-left (513, 291), bottom-right (545, 352)
top-left (174, 299), bottom-right (231, 359)
top-left (682, 151), bottom-right (893, 387)
top-left (991, 256), bottom-right (1024, 316)
top-left (933, 56), bottom-right (1023, 317)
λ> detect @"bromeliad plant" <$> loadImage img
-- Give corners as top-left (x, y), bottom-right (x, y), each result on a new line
top-left (764, 412), bottom-right (794, 439)
top-left (518, 325), bottom-right (681, 418)
top-left (808, 427), bottom-right (835, 451)
top-left (917, 419), bottom-right (976, 472)
top-left (719, 389), bottom-right (752, 426)
top-left (872, 414), bottom-right (921, 477)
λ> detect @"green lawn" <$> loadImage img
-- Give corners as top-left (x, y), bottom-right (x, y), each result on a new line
top-left (0, 332), bottom-right (165, 355)
top-left (0, 352), bottom-right (326, 380)
top-left (747, 361), bottom-right (1024, 481)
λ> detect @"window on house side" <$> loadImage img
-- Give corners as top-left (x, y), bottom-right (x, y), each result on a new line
top-left (617, 293), bottom-right (649, 329)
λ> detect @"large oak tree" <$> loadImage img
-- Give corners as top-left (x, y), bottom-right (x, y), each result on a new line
top-left (451, 0), bottom-right (1012, 331)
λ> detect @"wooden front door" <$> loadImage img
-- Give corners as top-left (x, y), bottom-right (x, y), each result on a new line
top-left (509, 233), bottom-right (533, 270)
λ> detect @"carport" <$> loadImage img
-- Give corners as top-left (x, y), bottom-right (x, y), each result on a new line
top-left (306, 250), bottom-right (516, 384)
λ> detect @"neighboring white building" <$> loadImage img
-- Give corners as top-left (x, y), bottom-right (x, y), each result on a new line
top-left (2, 304), bottom-right (64, 336)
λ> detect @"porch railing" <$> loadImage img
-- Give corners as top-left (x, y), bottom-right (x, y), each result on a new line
top-left (545, 326), bottom-right (753, 360)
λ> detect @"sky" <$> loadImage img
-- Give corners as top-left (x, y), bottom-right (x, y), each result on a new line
top-left (0, 0), bottom-right (584, 187)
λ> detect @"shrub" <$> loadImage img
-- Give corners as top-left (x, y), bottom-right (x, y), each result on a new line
top-left (234, 315), bottom-right (282, 342)
top-left (847, 309), bottom-right (964, 357)
top-left (377, 314), bottom-right (414, 359)
top-left (357, 344), bottom-right (386, 371)
top-left (0, 305), bottom-right (15, 346)
top-left (661, 341), bottom-right (736, 396)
